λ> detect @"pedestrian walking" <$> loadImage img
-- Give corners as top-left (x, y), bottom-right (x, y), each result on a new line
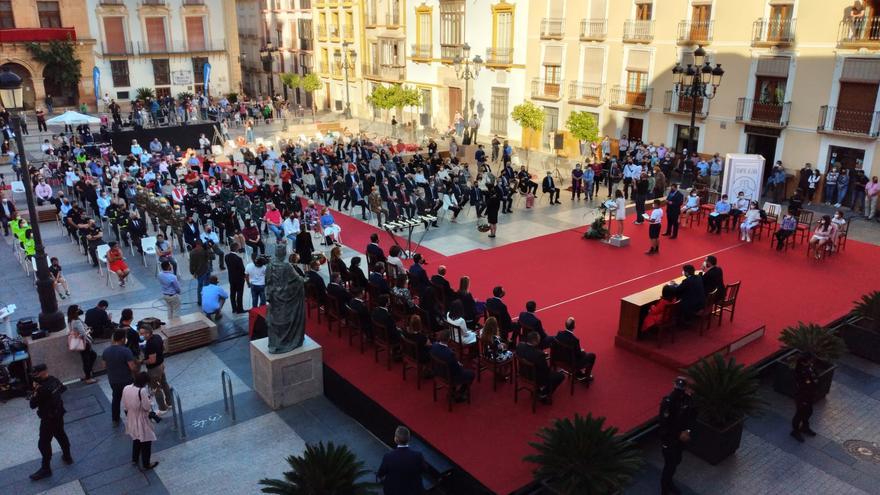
top-left (28, 364), bottom-right (73, 481)
top-left (790, 353), bottom-right (819, 442)
top-left (123, 372), bottom-right (160, 470)
top-left (139, 324), bottom-right (173, 414)
top-left (101, 329), bottom-right (137, 426)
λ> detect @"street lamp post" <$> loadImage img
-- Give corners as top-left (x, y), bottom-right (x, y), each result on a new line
top-left (260, 42), bottom-right (279, 99)
top-left (0, 69), bottom-right (65, 332)
top-left (671, 45), bottom-right (724, 156)
top-left (335, 42), bottom-right (357, 119)
top-left (452, 44), bottom-right (483, 143)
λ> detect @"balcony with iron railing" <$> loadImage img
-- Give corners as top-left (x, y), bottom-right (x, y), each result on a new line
top-left (362, 62), bottom-right (404, 81)
top-left (736, 98), bottom-right (790, 127)
top-left (623, 20), bottom-right (654, 43)
top-left (540, 18), bottom-right (564, 40)
top-left (99, 0), bottom-right (124, 4)
top-left (531, 78), bottom-right (563, 101)
top-left (580, 19), bottom-right (607, 41)
top-left (386, 12), bottom-right (401, 27)
top-left (608, 85), bottom-right (653, 110)
top-left (361, 63), bottom-right (379, 78)
top-left (101, 40), bottom-right (135, 55)
top-left (135, 38), bottom-right (226, 54)
top-left (342, 24), bottom-right (353, 39)
top-left (365, 11), bottom-right (378, 27)
top-left (485, 47), bottom-right (513, 67)
top-left (818, 105), bottom-right (880, 138)
top-left (677, 20), bottom-right (714, 44)
top-left (663, 90), bottom-right (710, 118)
top-left (411, 44), bottom-right (431, 61)
top-left (182, 0), bottom-right (205, 5)
top-left (0, 27), bottom-right (77, 43)
top-left (568, 81), bottom-right (604, 106)
top-left (838, 17), bottom-right (880, 47)
top-left (141, 0), bottom-right (165, 5)
top-left (440, 44), bottom-right (464, 63)
top-left (752, 17), bottom-right (796, 46)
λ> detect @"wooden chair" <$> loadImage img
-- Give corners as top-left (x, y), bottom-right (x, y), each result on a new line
top-left (447, 322), bottom-right (480, 378)
top-left (550, 338), bottom-right (582, 396)
top-left (345, 305), bottom-right (366, 353)
top-left (431, 281), bottom-right (449, 312)
top-left (370, 314), bottom-right (394, 370)
top-left (806, 238), bottom-right (834, 261)
top-left (390, 293), bottom-right (411, 323)
top-left (514, 355), bottom-right (541, 413)
top-left (712, 281), bottom-right (741, 326)
top-left (431, 354), bottom-right (465, 412)
top-left (400, 334), bottom-right (429, 390)
top-left (325, 293), bottom-right (345, 338)
top-left (482, 343), bottom-right (513, 392)
top-left (655, 300), bottom-right (680, 348)
top-left (304, 284), bottom-right (323, 324)
top-left (795, 210), bottom-right (814, 244)
top-left (367, 282), bottom-right (384, 309)
top-left (835, 220), bottom-right (850, 252)
top-left (696, 289), bottom-right (719, 336)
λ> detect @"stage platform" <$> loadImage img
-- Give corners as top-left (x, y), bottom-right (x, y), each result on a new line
top-left (303, 203), bottom-right (880, 495)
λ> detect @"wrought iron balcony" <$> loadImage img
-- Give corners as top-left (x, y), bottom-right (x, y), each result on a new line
top-left (101, 40), bottom-right (135, 55)
top-left (838, 17), bottom-right (880, 47)
top-left (135, 38), bottom-right (226, 54)
top-left (752, 17), bottom-right (796, 46)
top-left (623, 20), bottom-right (654, 43)
top-left (531, 78), bottom-right (563, 101)
top-left (663, 90), bottom-right (709, 118)
top-left (411, 44), bottom-right (431, 61)
top-left (677, 20), bottom-right (714, 44)
top-left (541, 18), bottom-right (564, 40)
top-left (568, 82), bottom-right (604, 106)
top-left (736, 98), bottom-right (790, 127)
top-left (817, 105), bottom-right (880, 138)
top-left (608, 85), bottom-right (653, 110)
top-left (485, 47), bottom-right (513, 67)
top-left (440, 44), bottom-right (464, 63)
top-left (579, 19), bottom-right (607, 41)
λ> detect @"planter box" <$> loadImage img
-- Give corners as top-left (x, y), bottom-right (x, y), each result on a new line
top-left (839, 318), bottom-right (880, 364)
top-left (687, 417), bottom-right (744, 465)
top-left (772, 356), bottom-right (835, 403)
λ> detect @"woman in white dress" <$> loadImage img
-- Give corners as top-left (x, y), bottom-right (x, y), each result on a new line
top-left (739, 201), bottom-right (762, 242)
top-left (446, 300), bottom-right (477, 345)
top-left (612, 190), bottom-right (627, 238)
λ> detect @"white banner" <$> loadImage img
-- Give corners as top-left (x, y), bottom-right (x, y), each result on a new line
top-left (722, 153), bottom-right (766, 201)
top-left (171, 70), bottom-right (193, 85)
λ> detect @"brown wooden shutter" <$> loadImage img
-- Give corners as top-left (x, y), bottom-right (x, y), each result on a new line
top-left (103, 17), bottom-right (125, 53)
top-left (145, 17), bottom-right (166, 52)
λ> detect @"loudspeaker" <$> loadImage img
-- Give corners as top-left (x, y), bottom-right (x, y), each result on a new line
top-left (554, 132), bottom-right (564, 150)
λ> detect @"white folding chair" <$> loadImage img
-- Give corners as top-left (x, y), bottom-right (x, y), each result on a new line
top-left (96, 244), bottom-right (111, 285)
top-left (141, 236), bottom-right (158, 268)
top-left (31, 256), bottom-right (50, 281)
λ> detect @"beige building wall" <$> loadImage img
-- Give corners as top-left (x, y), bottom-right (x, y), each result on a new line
top-left (524, 0), bottom-right (880, 179)
top-left (311, 0), bottom-right (363, 114)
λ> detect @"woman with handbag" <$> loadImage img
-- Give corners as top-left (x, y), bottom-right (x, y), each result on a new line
top-left (122, 372), bottom-right (159, 470)
top-left (67, 305), bottom-right (97, 384)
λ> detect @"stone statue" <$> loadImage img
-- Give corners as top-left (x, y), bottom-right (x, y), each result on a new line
top-left (265, 243), bottom-right (306, 353)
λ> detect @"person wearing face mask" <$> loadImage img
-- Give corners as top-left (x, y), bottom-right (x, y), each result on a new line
top-left (35, 178), bottom-right (53, 206)
top-left (28, 363), bottom-right (74, 481)
top-left (667, 264), bottom-right (705, 324)
top-left (865, 176), bottom-right (879, 220)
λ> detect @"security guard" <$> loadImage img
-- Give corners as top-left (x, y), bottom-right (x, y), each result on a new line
top-left (658, 377), bottom-right (696, 495)
top-left (28, 364), bottom-right (73, 481)
top-left (791, 352), bottom-right (819, 442)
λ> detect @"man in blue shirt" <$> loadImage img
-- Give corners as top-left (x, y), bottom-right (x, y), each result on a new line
top-left (158, 261), bottom-right (181, 320)
top-left (201, 275), bottom-right (228, 319)
top-left (709, 159), bottom-right (723, 191)
top-left (708, 194), bottom-right (732, 234)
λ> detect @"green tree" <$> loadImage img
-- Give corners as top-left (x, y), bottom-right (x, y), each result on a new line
top-left (259, 442), bottom-right (379, 495)
top-left (566, 111), bottom-right (599, 155)
top-left (511, 101), bottom-right (545, 170)
top-left (27, 39), bottom-right (83, 107)
top-left (389, 85), bottom-right (420, 140)
top-left (300, 73), bottom-right (322, 122)
top-left (366, 84), bottom-right (396, 122)
top-left (280, 73), bottom-right (301, 93)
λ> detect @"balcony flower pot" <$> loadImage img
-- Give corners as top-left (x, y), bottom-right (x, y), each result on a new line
top-left (838, 317), bottom-right (880, 363)
top-left (772, 354), bottom-right (836, 403)
top-left (687, 416), bottom-right (745, 465)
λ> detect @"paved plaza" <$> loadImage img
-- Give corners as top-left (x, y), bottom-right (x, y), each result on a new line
top-left (2, 120), bottom-right (880, 495)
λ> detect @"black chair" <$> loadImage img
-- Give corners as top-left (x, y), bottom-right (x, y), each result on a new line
top-left (482, 343), bottom-right (513, 392)
top-left (400, 334), bottom-right (428, 390)
top-left (550, 339), bottom-right (582, 396)
top-left (370, 315), bottom-right (393, 370)
top-left (447, 322), bottom-right (480, 380)
top-left (514, 355), bottom-right (541, 413)
top-left (656, 300), bottom-right (680, 348)
top-left (431, 354), bottom-right (466, 412)
top-left (345, 306), bottom-right (366, 354)
top-left (325, 293), bottom-right (345, 337)
top-left (304, 283), bottom-right (323, 324)
top-left (696, 288), bottom-right (719, 336)
top-left (795, 210), bottom-right (815, 244)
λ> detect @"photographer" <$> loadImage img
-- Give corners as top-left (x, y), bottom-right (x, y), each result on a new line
top-left (122, 371), bottom-right (159, 470)
top-left (28, 363), bottom-right (73, 481)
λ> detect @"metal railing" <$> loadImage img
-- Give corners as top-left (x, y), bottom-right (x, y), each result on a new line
top-left (568, 81), bottom-right (604, 105)
top-left (540, 18), bottom-right (564, 39)
top-left (221, 370), bottom-right (236, 422)
top-left (677, 20), bottom-right (714, 44)
top-left (141, 0), bottom-right (165, 5)
top-left (411, 44), bottom-right (431, 60)
top-left (663, 90), bottom-right (710, 117)
top-left (608, 85), bottom-right (653, 110)
top-left (580, 19), bottom-right (607, 41)
top-left (169, 387), bottom-right (186, 439)
top-left (485, 47), bottom-right (513, 66)
top-left (752, 17), bottom-right (796, 45)
top-left (182, 0), bottom-right (205, 5)
top-left (838, 17), bottom-right (880, 45)
top-left (440, 44), bottom-right (463, 62)
top-left (531, 78), bottom-right (563, 100)
top-left (135, 39), bottom-right (226, 54)
top-left (102, 40), bottom-right (135, 55)
top-left (817, 105), bottom-right (880, 137)
top-left (623, 19), bottom-right (654, 43)
top-left (736, 98), bottom-right (790, 127)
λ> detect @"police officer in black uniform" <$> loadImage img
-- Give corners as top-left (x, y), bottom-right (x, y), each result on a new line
top-left (791, 352), bottom-right (819, 442)
top-left (658, 376), bottom-right (696, 495)
top-left (28, 364), bottom-right (73, 481)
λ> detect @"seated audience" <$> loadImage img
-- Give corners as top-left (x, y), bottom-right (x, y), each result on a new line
top-left (668, 264), bottom-right (706, 324)
top-left (642, 285), bottom-right (679, 333)
top-left (430, 330), bottom-right (475, 402)
top-left (552, 317), bottom-right (596, 380)
top-left (486, 286), bottom-right (515, 342)
top-left (700, 255), bottom-right (725, 299)
top-left (707, 194), bottom-right (731, 234)
top-left (518, 300), bottom-right (551, 348)
top-left (774, 209), bottom-right (798, 251)
top-left (446, 300), bottom-right (477, 345)
top-left (809, 214), bottom-right (837, 259)
top-left (516, 331), bottom-right (565, 403)
top-left (480, 317), bottom-right (512, 363)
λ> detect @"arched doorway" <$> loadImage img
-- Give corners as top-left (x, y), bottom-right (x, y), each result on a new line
top-left (0, 63), bottom-right (35, 110)
top-left (42, 64), bottom-right (78, 108)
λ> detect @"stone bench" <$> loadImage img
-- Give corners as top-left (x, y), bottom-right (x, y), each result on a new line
top-left (26, 331), bottom-right (111, 384)
top-left (159, 313), bottom-right (218, 355)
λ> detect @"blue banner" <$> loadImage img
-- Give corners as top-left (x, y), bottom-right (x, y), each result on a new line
top-left (93, 66), bottom-right (100, 108)
top-left (203, 62), bottom-right (212, 97)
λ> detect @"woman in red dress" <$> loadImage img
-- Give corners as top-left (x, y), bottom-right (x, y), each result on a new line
top-left (107, 241), bottom-right (130, 287)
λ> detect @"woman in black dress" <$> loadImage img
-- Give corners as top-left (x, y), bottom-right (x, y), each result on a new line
top-left (485, 183), bottom-right (501, 238)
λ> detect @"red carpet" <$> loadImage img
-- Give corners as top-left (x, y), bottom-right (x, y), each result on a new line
top-left (307, 208), bottom-right (880, 494)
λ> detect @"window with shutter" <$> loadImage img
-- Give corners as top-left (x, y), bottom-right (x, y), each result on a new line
top-left (186, 17), bottom-right (206, 51)
top-left (0, 1), bottom-right (15, 29)
top-left (37, 1), bottom-right (61, 28)
top-left (103, 17), bottom-right (126, 54)
top-left (144, 17), bottom-right (167, 52)
top-left (111, 60), bottom-right (130, 87)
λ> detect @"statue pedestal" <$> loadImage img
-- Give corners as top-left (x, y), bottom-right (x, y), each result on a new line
top-left (604, 235), bottom-right (630, 247)
top-left (250, 336), bottom-right (323, 410)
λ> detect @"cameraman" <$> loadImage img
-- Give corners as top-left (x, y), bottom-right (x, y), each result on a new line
top-left (28, 364), bottom-right (73, 481)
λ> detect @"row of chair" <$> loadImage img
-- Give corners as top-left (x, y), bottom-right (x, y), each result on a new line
top-left (654, 281), bottom-right (741, 348)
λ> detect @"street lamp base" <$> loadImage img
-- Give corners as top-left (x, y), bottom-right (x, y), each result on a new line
top-left (38, 309), bottom-right (66, 333)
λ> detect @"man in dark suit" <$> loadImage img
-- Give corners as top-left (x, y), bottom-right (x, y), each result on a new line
top-left (327, 273), bottom-right (351, 308)
top-left (377, 426), bottom-right (425, 495)
top-left (306, 261), bottom-right (327, 304)
top-left (663, 183), bottom-right (684, 238)
top-left (469, 182), bottom-right (486, 218)
top-left (225, 244), bottom-right (246, 313)
top-left (369, 262), bottom-right (390, 294)
top-left (348, 287), bottom-right (372, 338)
top-left (516, 331), bottom-right (565, 402)
top-left (370, 294), bottom-right (400, 346)
top-left (366, 233), bottom-right (387, 264)
top-left (0, 195), bottom-right (16, 236)
top-left (700, 255), bottom-right (725, 300)
top-left (127, 212), bottom-right (148, 254)
top-left (670, 264), bottom-right (706, 324)
top-left (541, 171), bottom-right (561, 204)
top-left (407, 254), bottom-right (430, 292)
top-left (553, 317), bottom-right (597, 380)
top-left (430, 330), bottom-right (474, 401)
top-left (486, 286), bottom-right (516, 342)
top-left (518, 301), bottom-right (552, 348)
top-left (429, 265), bottom-right (455, 303)
top-left (182, 216), bottom-right (200, 249)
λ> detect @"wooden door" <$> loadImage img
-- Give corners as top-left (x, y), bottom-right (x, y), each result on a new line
top-left (626, 71), bottom-right (647, 106)
top-left (636, 3), bottom-right (652, 20)
top-left (448, 87), bottom-right (462, 125)
top-left (768, 4), bottom-right (791, 41)
top-left (626, 118), bottom-right (644, 141)
top-left (752, 76), bottom-right (786, 122)
top-left (691, 4), bottom-right (710, 41)
top-left (543, 65), bottom-right (561, 97)
top-left (836, 82), bottom-right (878, 134)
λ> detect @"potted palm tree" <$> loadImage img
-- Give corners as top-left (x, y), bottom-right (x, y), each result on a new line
top-left (839, 291), bottom-right (880, 363)
top-left (686, 354), bottom-right (763, 465)
top-left (259, 442), bottom-right (379, 494)
top-left (524, 413), bottom-right (642, 494)
top-left (773, 322), bottom-right (845, 402)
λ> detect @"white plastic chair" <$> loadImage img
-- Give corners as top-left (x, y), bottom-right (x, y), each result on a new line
top-left (141, 236), bottom-right (158, 268)
top-left (96, 244), bottom-right (111, 285)
top-left (31, 256), bottom-right (50, 281)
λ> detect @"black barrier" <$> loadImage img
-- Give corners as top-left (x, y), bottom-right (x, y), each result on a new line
top-left (109, 122), bottom-right (222, 155)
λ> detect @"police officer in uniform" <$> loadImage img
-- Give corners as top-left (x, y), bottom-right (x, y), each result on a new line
top-left (791, 352), bottom-right (819, 442)
top-left (658, 377), bottom-right (696, 495)
top-left (29, 364), bottom-right (73, 480)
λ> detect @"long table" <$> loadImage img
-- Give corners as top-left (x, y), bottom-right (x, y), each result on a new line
top-left (618, 276), bottom-right (685, 339)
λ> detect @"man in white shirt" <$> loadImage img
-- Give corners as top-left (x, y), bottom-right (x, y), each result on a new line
top-left (200, 225), bottom-right (226, 270)
top-left (282, 213), bottom-right (300, 247)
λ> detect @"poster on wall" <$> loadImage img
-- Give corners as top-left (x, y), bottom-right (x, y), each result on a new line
top-left (172, 70), bottom-right (194, 85)
top-left (722, 153), bottom-right (766, 201)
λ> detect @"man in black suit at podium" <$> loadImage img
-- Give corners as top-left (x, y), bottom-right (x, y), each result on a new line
top-left (377, 426), bottom-right (425, 495)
